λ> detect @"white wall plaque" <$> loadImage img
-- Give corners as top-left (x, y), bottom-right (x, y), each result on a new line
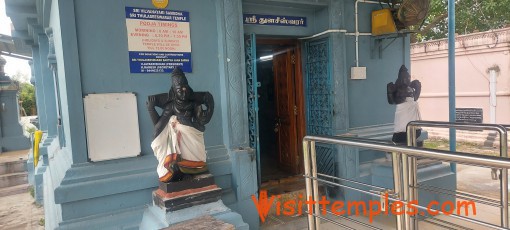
top-left (84, 93), bottom-right (141, 162)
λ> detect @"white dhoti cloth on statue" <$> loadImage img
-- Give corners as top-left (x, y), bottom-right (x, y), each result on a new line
top-left (151, 115), bottom-right (207, 178)
top-left (394, 97), bottom-right (421, 133)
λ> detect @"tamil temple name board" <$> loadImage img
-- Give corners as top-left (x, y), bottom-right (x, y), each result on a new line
top-left (243, 14), bottom-right (307, 27)
top-left (125, 7), bottom-right (192, 73)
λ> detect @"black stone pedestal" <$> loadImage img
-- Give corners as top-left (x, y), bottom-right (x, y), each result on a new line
top-left (159, 173), bottom-right (215, 193)
top-left (153, 173), bottom-right (222, 212)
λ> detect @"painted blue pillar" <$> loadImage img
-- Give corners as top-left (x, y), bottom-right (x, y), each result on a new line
top-left (37, 34), bottom-right (58, 138)
top-left (448, 0), bottom-right (457, 171)
top-left (31, 33), bottom-right (55, 205)
top-left (56, 0), bottom-right (89, 164)
top-left (217, 0), bottom-right (249, 150)
top-left (216, 0), bottom-right (258, 228)
top-left (330, 0), bottom-right (349, 134)
top-left (31, 47), bottom-right (47, 132)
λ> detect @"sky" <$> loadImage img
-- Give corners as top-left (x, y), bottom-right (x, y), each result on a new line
top-left (0, 0), bottom-right (31, 83)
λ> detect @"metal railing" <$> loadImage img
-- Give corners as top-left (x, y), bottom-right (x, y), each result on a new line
top-left (303, 123), bottom-right (510, 230)
top-left (407, 121), bottom-right (508, 229)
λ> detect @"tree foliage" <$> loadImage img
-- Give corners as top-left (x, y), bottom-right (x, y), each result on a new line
top-left (11, 70), bottom-right (30, 83)
top-left (19, 82), bottom-right (36, 116)
top-left (414, 0), bottom-right (510, 42)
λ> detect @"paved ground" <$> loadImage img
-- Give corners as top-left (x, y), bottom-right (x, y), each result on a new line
top-left (0, 149), bottom-right (44, 230)
top-left (262, 139), bottom-right (506, 229)
top-left (458, 164), bottom-right (501, 199)
top-left (425, 138), bottom-right (503, 199)
top-left (0, 140), bottom-right (503, 229)
top-left (261, 169), bottom-right (501, 229)
top-left (0, 192), bottom-right (45, 230)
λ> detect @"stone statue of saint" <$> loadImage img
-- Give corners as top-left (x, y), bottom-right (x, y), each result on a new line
top-left (147, 67), bottom-right (214, 182)
top-left (387, 65), bottom-right (422, 144)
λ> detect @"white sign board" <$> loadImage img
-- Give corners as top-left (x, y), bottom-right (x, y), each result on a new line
top-left (84, 93), bottom-right (141, 162)
top-left (125, 7), bottom-right (192, 73)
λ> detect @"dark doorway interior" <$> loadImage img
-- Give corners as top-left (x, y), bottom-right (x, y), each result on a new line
top-left (257, 43), bottom-right (295, 183)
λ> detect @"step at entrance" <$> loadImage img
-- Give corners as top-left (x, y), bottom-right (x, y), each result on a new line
top-left (0, 151), bottom-right (29, 197)
top-left (0, 160), bottom-right (26, 174)
top-left (0, 184), bottom-right (29, 197)
top-left (0, 172), bottom-right (28, 189)
top-left (261, 176), bottom-right (306, 216)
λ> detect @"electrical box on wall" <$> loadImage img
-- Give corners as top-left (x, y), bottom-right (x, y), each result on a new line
top-left (372, 9), bottom-right (397, 36)
top-left (351, 67), bottom-right (367, 79)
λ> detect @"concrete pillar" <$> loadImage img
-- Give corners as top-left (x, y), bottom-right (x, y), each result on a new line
top-left (38, 34), bottom-right (58, 138)
top-left (31, 47), bottom-right (48, 131)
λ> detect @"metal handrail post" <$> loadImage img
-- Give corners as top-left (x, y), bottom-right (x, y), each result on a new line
top-left (302, 135), bottom-right (510, 230)
top-left (505, 125), bottom-right (510, 227)
top-left (406, 121), bottom-right (507, 137)
top-left (406, 125), bottom-right (418, 229)
top-left (305, 135), bottom-right (510, 169)
top-left (401, 150), bottom-right (411, 229)
top-left (310, 141), bottom-right (321, 229)
top-left (392, 152), bottom-right (404, 230)
top-left (500, 129), bottom-right (508, 228)
top-left (406, 121), bottom-right (508, 228)
top-left (303, 140), bottom-right (316, 230)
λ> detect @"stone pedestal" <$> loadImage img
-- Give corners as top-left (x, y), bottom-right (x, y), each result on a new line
top-left (159, 173), bottom-right (216, 193)
top-left (153, 174), bottom-right (222, 212)
top-left (140, 173), bottom-right (249, 229)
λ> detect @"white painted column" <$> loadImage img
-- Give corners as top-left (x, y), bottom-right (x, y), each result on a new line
top-left (488, 67), bottom-right (499, 123)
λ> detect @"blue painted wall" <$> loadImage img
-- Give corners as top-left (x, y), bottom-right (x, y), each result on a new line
top-left (343, 1), bottom-right (409, 129)
top-left (23, 0), bottom-right (256, 228)
top-left (11, 0), bottom-right (417, 229)
top-left (74, 0), bottom-right (225, 154)
top-left (242, 0), bottom-right (409, 131)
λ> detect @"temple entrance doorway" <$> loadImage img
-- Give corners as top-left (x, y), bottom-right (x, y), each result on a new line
top-left (256, 39), bottom-right (305, 185)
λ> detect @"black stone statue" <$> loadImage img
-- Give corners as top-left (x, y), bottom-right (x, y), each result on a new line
top-left (387, 65), bottom-right (422, 144)
top-left (147, 67), bottom-right (214, 182)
